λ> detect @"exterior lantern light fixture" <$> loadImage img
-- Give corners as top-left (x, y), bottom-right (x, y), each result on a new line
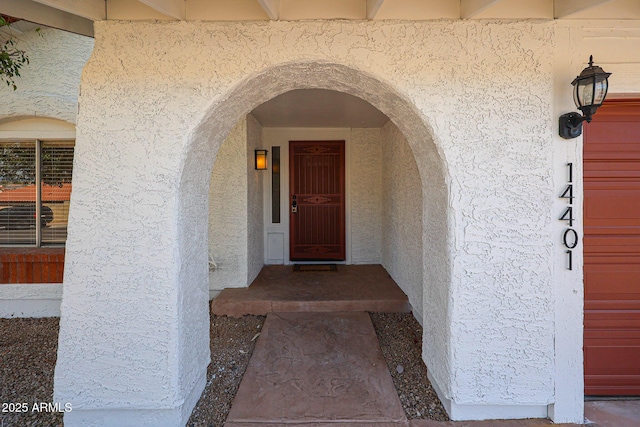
top-left (559, 55), bottom-right (611, 139)
top-left (255, 149), bottom-right (268, 170)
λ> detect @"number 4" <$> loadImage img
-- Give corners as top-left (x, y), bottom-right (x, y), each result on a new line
top-left (560, 206), bottom-right (574, 226)
top-left (560, 184), bottom-right (574, 203)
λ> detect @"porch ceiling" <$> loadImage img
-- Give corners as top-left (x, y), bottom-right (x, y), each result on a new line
top-left (1, 0), bottom-right (640, 37)
top-left (251, 89), bottom-right (390, 129)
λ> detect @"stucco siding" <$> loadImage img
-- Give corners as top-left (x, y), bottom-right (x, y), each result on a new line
top-left (562, 22), bottom-right (640, 95)
top-left (381, 121), bottom-right (423, 321)
top-left (350, 128), bottom-right (382, 264)
top-left (0, 284), bottom-right (62, 317)
top-left (208, 119), bottom-right (249, 290)
top-left (0, 27), bottom-right (93, 123)
top-left (246, 114), bottom-right (264, 284)
top-left (53, 18), bottom-right (640, 424)
top-left (54, 19), bottom-right (549, 419)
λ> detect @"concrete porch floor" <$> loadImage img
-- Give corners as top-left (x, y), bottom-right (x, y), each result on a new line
top-left (211, 264), bottom-right (411, 316)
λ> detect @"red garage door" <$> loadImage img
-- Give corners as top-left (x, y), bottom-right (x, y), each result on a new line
top-left (584, 99), bottom-right (640, 395)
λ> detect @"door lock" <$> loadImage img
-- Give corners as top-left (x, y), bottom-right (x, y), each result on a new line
top-left (291, 195), bottom-right (298, 213)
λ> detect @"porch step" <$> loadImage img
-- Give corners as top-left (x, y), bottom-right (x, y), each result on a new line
top-left (210, 265), bottom-right (411, 317)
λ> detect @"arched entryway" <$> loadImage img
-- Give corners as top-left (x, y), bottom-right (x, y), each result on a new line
top-left (54, 60), bottom-right (451, 427)
top-left (182, 61), bottom-right (452, 419)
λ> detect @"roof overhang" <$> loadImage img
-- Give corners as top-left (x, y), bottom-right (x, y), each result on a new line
top-left (1, 0), bottom-right (639, 38)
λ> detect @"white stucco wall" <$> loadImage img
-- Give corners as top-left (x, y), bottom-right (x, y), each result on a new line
top-left (350, 128), bottom-right (383, 264)
top-left (0, 26), bottom-right (92, 123)
top-left (246, 114), bottom-right (265, 283)
top-left (380, 121), bottom-right (424, 323)
top-left (209, 118), bottom-right (248, 290)
top-left (53, 19), bottom-right (640, 425)
top-left (547, 21), bottom-right (640, 422)
top-left (52, 20), bottom-right (541, 424)
top-left (0, 284), bottom-right (62, 317)
top-left (208, 115), bottom-right (264, 292)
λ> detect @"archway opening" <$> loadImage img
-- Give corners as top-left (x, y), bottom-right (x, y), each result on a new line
top-left (180, 61), bottom-right (452, 420)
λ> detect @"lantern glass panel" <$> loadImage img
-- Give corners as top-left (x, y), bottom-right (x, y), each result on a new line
top-left (593, 79), bottom-right (608, 105)
top-left (255, 150), bottom-right (268, 170)
top-left (581, 80), bottom-right (595, 106)
top-left (573, 83), bottom-right (581, 108)
top-left (574, 77), bottom-right (607, 109)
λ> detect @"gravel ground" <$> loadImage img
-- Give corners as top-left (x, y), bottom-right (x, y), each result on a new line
top-left (370, 312), bottom-right (450, 421)
top-left (187, 315), bottom-right (265, 427)
top-left (1, 312), bottom-right (447, 427)
top-left (0, 318), bottom-right (63, 427)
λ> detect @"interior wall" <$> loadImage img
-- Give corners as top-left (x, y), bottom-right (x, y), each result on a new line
top-left (208, 118), bottom-right (249, 291)
top-left (380, 121), bottom-right (424, 322)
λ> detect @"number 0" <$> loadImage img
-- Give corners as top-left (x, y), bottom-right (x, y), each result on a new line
top-left (563, 228), bottom-right (578, 249)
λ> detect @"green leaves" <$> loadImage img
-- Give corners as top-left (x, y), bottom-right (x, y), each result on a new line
top-left (0, 16), bottom-right (30, 91)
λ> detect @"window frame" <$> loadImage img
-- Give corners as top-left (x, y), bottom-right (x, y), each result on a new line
top-left (0, 138), bottom-right (75, 248)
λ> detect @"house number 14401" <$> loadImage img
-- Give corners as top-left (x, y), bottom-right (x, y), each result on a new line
top-left (560, 163), bottom-right (578, 270)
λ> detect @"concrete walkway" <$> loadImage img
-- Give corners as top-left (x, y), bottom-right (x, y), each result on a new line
top-left (225, 311), bottom-right (407, 426)
top-left (584, 400), bottom-right (640, 426)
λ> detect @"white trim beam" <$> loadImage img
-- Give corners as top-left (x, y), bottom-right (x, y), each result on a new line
top-left (366, 0), bottom-right (384, 19)
top-left (460, 0), bottom-right (502, 19)
top-left (138, 0), bottom-right (185, 20)
top-left (0, 0), bottom-right (93, 36)
top-left (31, 0), bottom-right (105, 21)
top-left (554, 0), bottom-right (613, 18)
top-left (257, 0), bottom-right (279, 20)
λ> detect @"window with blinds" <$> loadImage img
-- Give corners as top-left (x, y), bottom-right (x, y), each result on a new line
top-left (0, 140), bottom-right (74, 246)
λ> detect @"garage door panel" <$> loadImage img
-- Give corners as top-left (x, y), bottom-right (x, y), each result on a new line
top-left (585, 287), bottom-right (640, 305)
top-left (585, 191), bottom-right (640, 223)
top-left (585, 120), bottom-right (640, 145)
top-left (586, 303), bottom-right (640, 311)
top-left (584, 237), bottom-right (640, 251)
top-left (586, 330), bottom-right (640, 340)
top-left (584, 160), bottom-right (640, 170)
top-left (585, 377), bottom-right (640, 396)
top-left (585, 384), bottom-right (640, 395)
top-left (585, 257), bottom-right (640, 283)
top-left (585, 343), bottom-right (640, 374)
top-left (584, 169), bottom-right (640, 180)
top-left (584, 331), bottom-right (640, 395)
top-left (584, 312), bottom-right (640, 328)
top-left (584, 99), bottom-right (640, 396)
top-left (584, 234), bottom-right (640, 245)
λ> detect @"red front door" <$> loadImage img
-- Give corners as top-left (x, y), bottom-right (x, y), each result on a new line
top-left (289, 141), bottom-right (345, 261)
top-left (584, 99), bottom-right (640, 395)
